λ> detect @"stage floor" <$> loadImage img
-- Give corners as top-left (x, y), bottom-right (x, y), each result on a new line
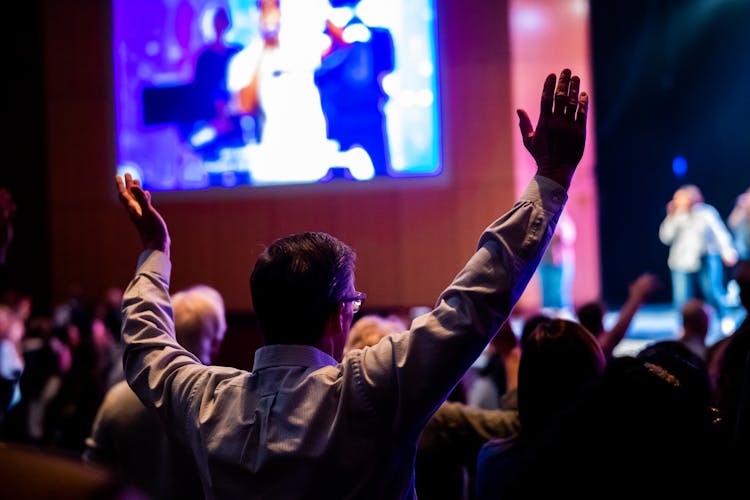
top-left (511, 303), bottom-right (748, 358)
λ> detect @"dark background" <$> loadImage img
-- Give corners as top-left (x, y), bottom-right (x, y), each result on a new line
top-left (1, 1), bottom-right (49, 312)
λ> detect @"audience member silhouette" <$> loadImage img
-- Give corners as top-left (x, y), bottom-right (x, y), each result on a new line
top-left (0, 187), bottom-right (18, 417)
top-left (84, 285), bottom-right (227, 499)
top-left (714, 261), bottom-right (750, 454)
top-left (478, 320), bottom-right (722, 498)
top-left (0, 305), bottom-right (24, 420)
top-left (678, 298), bottom-right (711, 361)
top-left (347, 315), bottom-right (521, 500)
top-left (114, 67), bottom-right (588, 498)
top-left (636, 339), bottom-right (712, 409)
top-left (342, 314), bottom-right (406, 355)
top-left (464, 342), bottom-right (510, 410)
top-left (0, 319), bottom-right (69, 444)
top-left (576, 272), bottom-right (659, 358)
top-left (418, 321), bottom-right (520, 500)
top-left (475, 319), bottom-right (606, 499)
top-left (43, 306), bottom-right (115, 453)
top-left (584, 353), bottom-right (722, 497)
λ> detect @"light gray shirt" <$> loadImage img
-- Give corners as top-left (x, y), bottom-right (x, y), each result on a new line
top-left (659, 203), bottom-right (735, 272)
top-left (120, 175), bottom-right (567, 500)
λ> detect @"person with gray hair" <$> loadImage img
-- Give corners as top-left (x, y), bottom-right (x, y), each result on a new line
top-left (84, 285), bottom-right (226, 499)
top-left (172, 285), bottom-right (227, 365)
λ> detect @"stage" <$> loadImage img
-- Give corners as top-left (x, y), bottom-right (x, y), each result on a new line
top-left (510, 303), bottom-right (748, 358)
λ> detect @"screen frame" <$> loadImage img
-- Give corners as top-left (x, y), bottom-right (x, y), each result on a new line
top-left (110, 0), bottom-right (448, 200)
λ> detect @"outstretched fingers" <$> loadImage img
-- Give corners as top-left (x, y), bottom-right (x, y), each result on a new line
top-left (553, 68), bottom-right (572, 117)
top-left (564, 76), bottom-right (580, 120)
top-left (129, 178), bottom-right (152, 213)
top-left (540, 73), bottom-right (556, 117)
top-left (116, 174), bottom-right (143, 217)
top-left (516, 109), bottom-right (534, 151)
top-left (115, 173), bottom-right (170, 255)
top-left (576, 92), bottom-right (589, 127)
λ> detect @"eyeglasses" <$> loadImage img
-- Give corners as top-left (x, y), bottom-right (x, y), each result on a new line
top-left (341, 291), bottom-right (366, 314)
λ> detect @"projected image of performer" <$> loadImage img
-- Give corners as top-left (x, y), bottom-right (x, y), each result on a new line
top-left (315, 0), bottom-right (395, 177)
top-left (187, 6), bottom-right (248, 159)
top-left (227, 0), bottom-right (374, 184)
top-left (141, 5), bottom-right (255, 165)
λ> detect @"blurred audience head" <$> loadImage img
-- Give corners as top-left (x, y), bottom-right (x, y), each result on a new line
top-left (520, 313), bottom-right (551, 348)
top-left (172, 285), bottom-right (227, 365)
top-left (344, 314), bottom-right (407, 355)
top-left (518, 318), bottom-right (605, 434)
top-left (681, 298), bottom-right (710, 343)
top-left (576, 301), bottom-right (605, 337)
top-left (636, 340), bottom-right (711, 408)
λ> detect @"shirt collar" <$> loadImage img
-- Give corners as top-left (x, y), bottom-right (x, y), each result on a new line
top-left (253, 344), bottom-right (339, 371)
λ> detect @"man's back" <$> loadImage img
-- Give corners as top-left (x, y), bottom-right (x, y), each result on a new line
top-left (115, 67), bottom-right (588, 499)
top-left (122, 178), bottom-right (565, 498)
top-left (189, 346), bottom-right (416, 498)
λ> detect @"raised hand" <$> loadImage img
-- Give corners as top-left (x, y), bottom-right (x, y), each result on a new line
top-left (517, 68), bottom-right (588, 189)
top-left (629, 272), bottom-right (660, 301)
top-left (116, 174), bottom-right (170, 257)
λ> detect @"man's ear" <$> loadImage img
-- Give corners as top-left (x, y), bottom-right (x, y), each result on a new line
top-left (323, 302), bottom-right (346, 338)
top-left (315, 304), bottom-right (348, 357)
top-left (336, 302), bottom-right (346, 335)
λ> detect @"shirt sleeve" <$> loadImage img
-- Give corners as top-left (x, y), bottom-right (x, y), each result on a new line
top-left (120, 250), bottom-right (244, 452)
top-left (418, 401), bottom-right (520, 465)
top-left (348, 175), bottom-right (567, 435)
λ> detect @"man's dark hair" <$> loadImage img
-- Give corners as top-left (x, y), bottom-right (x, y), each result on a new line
top-left (250, 232), bottom-right (356, 345)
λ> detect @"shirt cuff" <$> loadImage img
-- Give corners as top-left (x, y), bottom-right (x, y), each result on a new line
top-left (525, 175), bottom-right (568, 214)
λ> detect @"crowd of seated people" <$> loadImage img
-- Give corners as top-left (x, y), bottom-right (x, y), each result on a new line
top-left (0, 283), bottom-right (124, 453)
top-left (1, 65), bottom-right (750, 500)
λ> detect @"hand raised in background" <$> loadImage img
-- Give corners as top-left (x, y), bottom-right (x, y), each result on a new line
top-left (116, 174), bottom-right (170, 257)
top-left (628, 272), bottom-right (661, 301)
top-left (517, 68), bottom-right (588, 189)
